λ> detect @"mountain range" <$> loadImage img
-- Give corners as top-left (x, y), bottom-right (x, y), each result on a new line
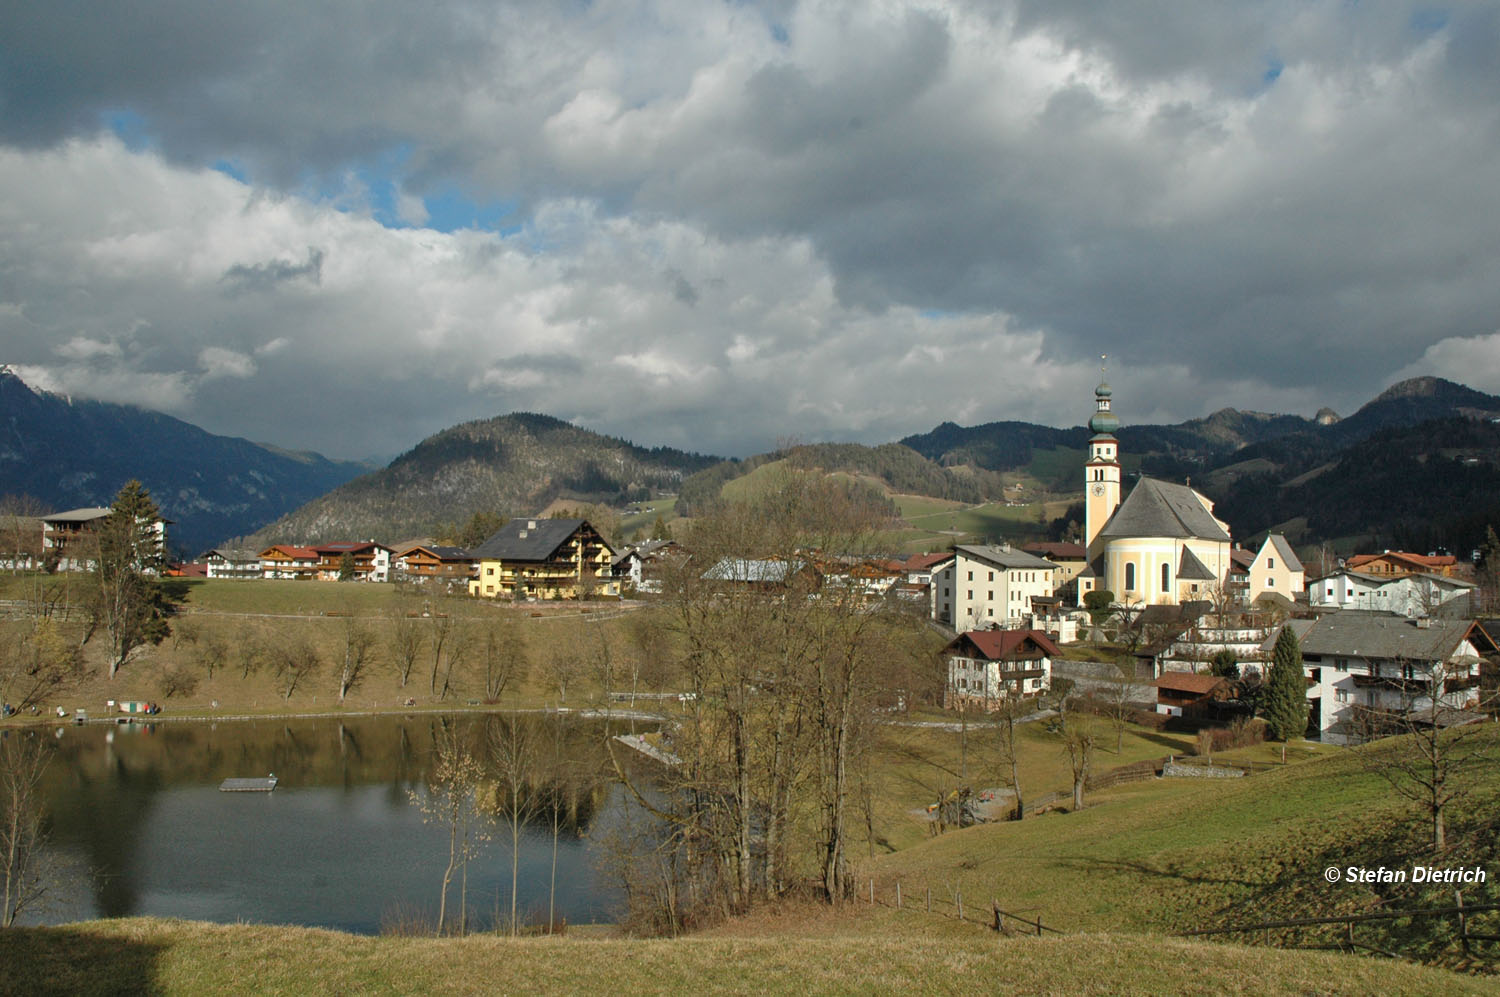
top-left (7, 364), bottom-right (1500, 559)
top-left (0, 368), bottom-right (370, 556)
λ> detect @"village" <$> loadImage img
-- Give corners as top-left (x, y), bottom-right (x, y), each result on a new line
top-left (13, 379), bottom-right (1496, 753)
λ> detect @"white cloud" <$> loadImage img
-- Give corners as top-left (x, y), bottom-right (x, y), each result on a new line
top-left (198, 347), bottom-right (257, 380)
top-left (56, 335), bottom-right (124, 362)
top-left (3, 3), bottom-right (1499, 459)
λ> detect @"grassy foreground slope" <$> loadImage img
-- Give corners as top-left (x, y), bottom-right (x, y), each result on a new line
top-left (870, 725), bottom-right (1500, 967)
top-left (2, 918), bottom-right (1492, 997)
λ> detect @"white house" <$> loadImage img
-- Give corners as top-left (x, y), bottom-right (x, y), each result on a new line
top-left (1309, 569), bottom-right (1475, 618)
top-left (940, 544), bottom-right (1057, 630)
top-left (202, 548), bottom-right (261, 580)
top-left (942, 629), bottom-right (1059, 710)
top-left (1266, 612), bottom-right (1493, 744)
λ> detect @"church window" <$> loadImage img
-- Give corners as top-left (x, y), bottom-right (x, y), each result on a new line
top-left (1268, 557), bottom-right (1275, 570)
top-left (1161, 563), bottom-right (1170, 591)
top-left (1124, 562), bottom-right (1135, 590)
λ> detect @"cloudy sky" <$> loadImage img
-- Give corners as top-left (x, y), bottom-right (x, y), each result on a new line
top-left (3, 1), bottom-right (1499, 461)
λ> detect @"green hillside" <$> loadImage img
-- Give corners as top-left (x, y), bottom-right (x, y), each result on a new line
top-left (872, 724), bottom-right (1500, 970)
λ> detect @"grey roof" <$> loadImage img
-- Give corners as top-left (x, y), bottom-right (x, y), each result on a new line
top-left (1097, 478), bottom-right (1231, 542)
top-left (1263, 534), bottom-right (1303, 572)
top-left (42, 507), bottom-right (111, 524)
top-left (702, 557), bottom-right (804, 583)
top-left (1259, 618), bottom-right (1315, 654)
top-left (202, 548), bottom-right (259, 562)
top-left (1177, 546), bottom-right (1218, 581)
top-left (1285, 612), bottom-right (1486, 662)
top-left (470, 518), bottom-right (609, 562)
top-left (953, 545), bottom-right (1057, 571)
top-left (1311, 568), bottom-right (1475, 591)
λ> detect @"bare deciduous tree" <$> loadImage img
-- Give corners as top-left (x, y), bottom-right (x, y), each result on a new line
top-left (488, 714), bottom-right (540, 936)
top-left (1345, 659), bottom-right (1492, 852)
top-left (387, 607), bottom-right (425, 688)
top-left (411, 721), bottom-right (488, 935)
top-left (338, 617), bottom-right (379, 702)
top-left (1, 733), bottom-right (52, 927)
top-left (479, 615), bottom-right (528, 702)
top-left (272, 634), bottom-right (320, 700)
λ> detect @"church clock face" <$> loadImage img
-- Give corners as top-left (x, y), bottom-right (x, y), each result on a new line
top-left (1091, 483), bottom-right (1106, 496)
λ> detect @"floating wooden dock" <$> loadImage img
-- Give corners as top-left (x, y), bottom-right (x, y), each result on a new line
top-left (219, 776), bottom-right (278, 793)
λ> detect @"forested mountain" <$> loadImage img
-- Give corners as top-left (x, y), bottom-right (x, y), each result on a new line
top-left (245, 413), bottom-right (719, 547)
top-left (675, 441), bottom-right (1006, 516)
top-left (0, 369), bottom-right (369, 556)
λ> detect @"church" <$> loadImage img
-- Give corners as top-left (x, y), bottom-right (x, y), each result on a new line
top-left (1075, 378), bottom-right (1233, 607)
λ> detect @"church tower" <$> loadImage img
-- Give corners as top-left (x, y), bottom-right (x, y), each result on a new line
top-left (1083, 360), bottom-right (1121, 557)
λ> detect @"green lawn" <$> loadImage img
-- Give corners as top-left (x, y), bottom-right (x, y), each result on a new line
top-left (869, 724), bottom-right (1500, 967)
top-left (2, 917), bottom-right (1490, 996)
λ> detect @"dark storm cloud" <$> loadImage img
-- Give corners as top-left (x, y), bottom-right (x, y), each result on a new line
top-left (2, 1), bottom-right (1499, 459)
top-left (222, 247), bottom-right (325, 294)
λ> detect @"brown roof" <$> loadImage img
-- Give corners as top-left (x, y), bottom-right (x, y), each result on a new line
top-left (260, 545), bottom-right (318, 559)
top-left (903, 552), bottom-right (954, 572)
top-left (1022, 541), bottom-right (1086, 560)
top-left (1154, 672), bottom-right (1229, 695)
top-left (1348, 551), bottom-right (1457, 570)
top-left (948, 629), bottom-right (1062, 660)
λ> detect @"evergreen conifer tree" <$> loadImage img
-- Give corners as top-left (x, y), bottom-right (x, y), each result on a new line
top-left (1262, 625), bottom-right (1308, 741)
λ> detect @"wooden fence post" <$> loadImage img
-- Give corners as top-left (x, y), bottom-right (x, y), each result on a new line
top-left (926, 887), bottom-right (931, 913)
top-left (869, 879), bottom-right (875, 905)
top-left (1457, 891), bottom-right (1469, 956)
top-left (895, 882), bottom-right (901, 909)
top-left (992, 900), bottom-right (1001, 933)
top-left (957, 890), bottom-right (963, 921)
top-left (1035, 916), bottom-right (1043, 937)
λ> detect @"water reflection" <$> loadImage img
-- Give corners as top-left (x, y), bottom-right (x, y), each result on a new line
top-left (24, 714), bottom-right (645, 934)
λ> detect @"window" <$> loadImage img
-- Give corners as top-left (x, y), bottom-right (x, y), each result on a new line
top-left (1336, 689), bottom-right (1349, 704)
top-left (987, 590), bottom-right (993, 600)
top-left (1161, 563), bottom-right (1170, 591)
top-left (1268, 557), bottom-right (1275, 570)
top-left (1326, 586), bottom-right (1333, 596)
top-left (988, 571), bottom-right (994, 581)
top-left (987, 608), bottom-right (993, 617)
top-left (967, 570), bottom-right (973, 581)
top-left (1124, 562), bottom-right (1135, 591)
top-left (967, 590), bottom-right (973, 599)
top-left (1267, 577), bottom-right (1274, 587)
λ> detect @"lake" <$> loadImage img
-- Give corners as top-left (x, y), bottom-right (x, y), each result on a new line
top-left (17, 712), bottom-right (657, 934)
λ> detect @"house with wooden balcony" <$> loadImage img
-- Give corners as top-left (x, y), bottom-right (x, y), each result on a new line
top-left (42, 506), bottom-right (170, 571)
top-left (393, 544), bottom-right (475, 588)
top-left (942, 629), bottom-right (1059, 711)
top-left (468, 518), bottom-right (616, 600)
top-left (314, 542), bottom-right (393, 582)
top-left (1265, 611), bottom-right (1495, 744)
top-left (201, 548), bottom-right (262, 580)
top-left (259, 544), bottom-right (320, 580)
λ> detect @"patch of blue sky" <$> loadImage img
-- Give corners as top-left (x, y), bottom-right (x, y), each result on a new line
top-left (211, 159), bottom-right (249, 183)
top-left (1262, 58), bottom-right (1283, 85)
top-left (100, 109), bottom-right (156, 152)
top-left (422, 188), bottom-right (521, 235)
top-left (1409, 8), bottom-right (1449, 35)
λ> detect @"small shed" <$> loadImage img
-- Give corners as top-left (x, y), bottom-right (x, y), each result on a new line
top-left (1153, 672), bottom-right (1231, 718)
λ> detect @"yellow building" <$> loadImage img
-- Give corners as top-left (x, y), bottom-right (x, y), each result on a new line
top-left (469, 517), bottom-right (616, 600)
